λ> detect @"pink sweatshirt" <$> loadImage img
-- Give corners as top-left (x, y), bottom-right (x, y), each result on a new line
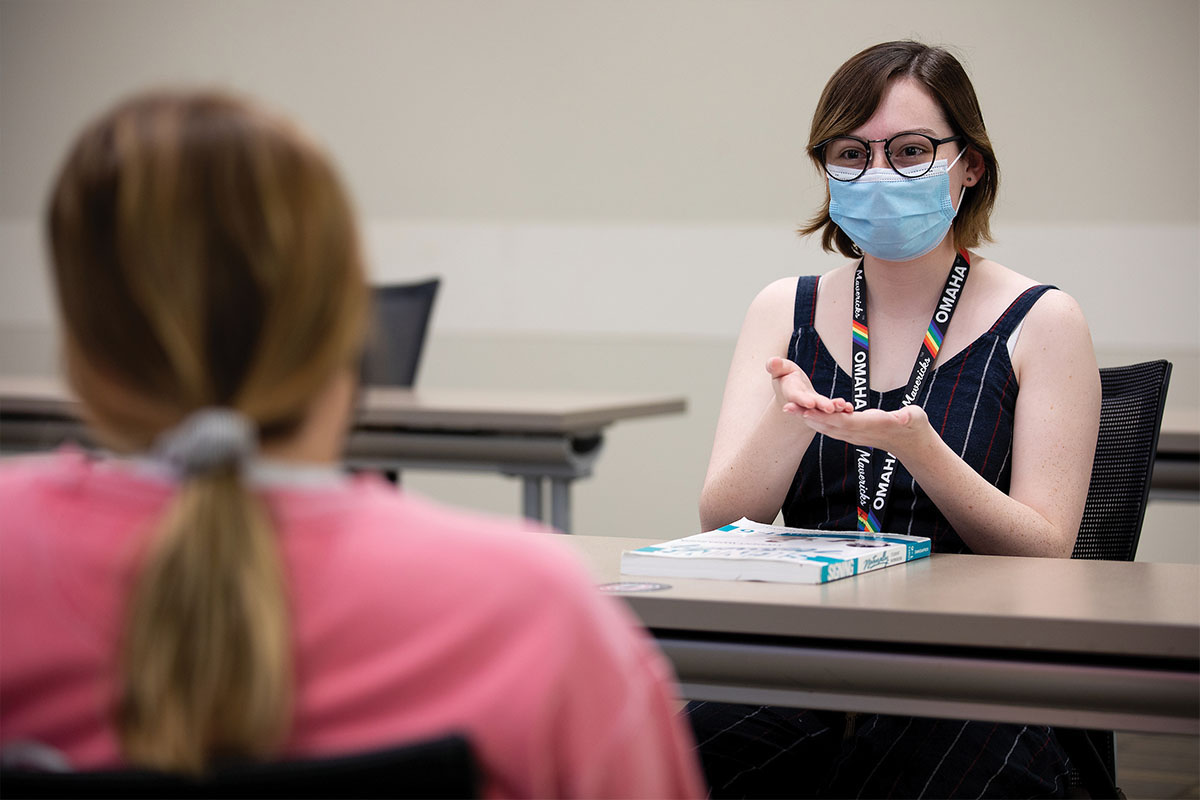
top-left (0, 449), bottom-right (703, 799)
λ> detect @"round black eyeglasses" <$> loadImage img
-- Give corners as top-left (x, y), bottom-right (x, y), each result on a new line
top-left (814, 132), bottom-right (964, 181)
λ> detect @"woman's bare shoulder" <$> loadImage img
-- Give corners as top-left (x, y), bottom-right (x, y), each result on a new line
top-left (730, 277), bottom-right (800, 350)
top-left (752, 276), bottom-right (801, 308)
top-left (743, 263), bottom-right (857, 337)
top-left (970, 254), bottom-right (1094, 377)
top-left (970, 254), bottom-right (1038, 294)
top-left (971, 253), bottom-right (1087, 320)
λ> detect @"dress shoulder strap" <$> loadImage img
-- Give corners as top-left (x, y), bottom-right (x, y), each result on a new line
top-left (987, 284), bottom-right (1057, 341)
top-left (793, 276), bottom-right (821, 332)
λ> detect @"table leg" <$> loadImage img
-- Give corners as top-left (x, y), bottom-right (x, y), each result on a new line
top-left (522, 477), bottom-right (544, 523)
top-left (550, 477), bottom-right (572, 534)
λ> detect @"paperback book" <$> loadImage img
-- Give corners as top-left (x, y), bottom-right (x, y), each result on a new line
top-left (620, 517), bottom-right (931, 584)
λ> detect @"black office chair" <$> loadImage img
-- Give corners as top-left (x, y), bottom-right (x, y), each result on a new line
top-left (1072, 360), bottom-right (1173, 562)
top-left (0, 734), bottom-right (478, 799)
top-left (361, 278), bottom-right (440, 388)
top-left (358, 278), bottom-right (440, 484)
top-left (1060, 359), bottom-right (1172, 800)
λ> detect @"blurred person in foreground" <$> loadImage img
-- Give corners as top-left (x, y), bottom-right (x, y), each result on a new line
top-left (0, 89), bottom-right (703, 799)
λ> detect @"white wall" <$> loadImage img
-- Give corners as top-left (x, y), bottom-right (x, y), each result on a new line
top-left (2, 0), bottom-right (1197, 556)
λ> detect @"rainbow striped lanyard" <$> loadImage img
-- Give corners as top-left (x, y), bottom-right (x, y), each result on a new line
top-left (851, 249), bottom-right (971, 535)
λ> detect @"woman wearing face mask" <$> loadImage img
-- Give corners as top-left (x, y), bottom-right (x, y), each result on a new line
top-left (690, 41), bottom-right (1099, 798)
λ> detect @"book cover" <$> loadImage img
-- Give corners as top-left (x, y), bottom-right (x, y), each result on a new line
top-left (620, 517), bottom-right (931, 584)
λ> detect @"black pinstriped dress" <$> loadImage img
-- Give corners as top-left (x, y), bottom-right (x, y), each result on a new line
top-left (686, 276), bottom-right (1073, 799)
top-left (782, 274), bottom-right (1053, 550)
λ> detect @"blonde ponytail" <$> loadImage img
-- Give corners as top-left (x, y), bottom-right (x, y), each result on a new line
top-left (117, 468), bottom-right (291, 772)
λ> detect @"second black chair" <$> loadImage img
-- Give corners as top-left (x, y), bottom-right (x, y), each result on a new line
top-left (361, 278), bottom-right (440, 388)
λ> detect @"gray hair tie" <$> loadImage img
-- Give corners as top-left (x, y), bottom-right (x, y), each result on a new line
top-left (155, 408), bottom-right (256, 477)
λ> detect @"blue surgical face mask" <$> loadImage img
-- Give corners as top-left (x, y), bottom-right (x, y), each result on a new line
top-left (828, 150), bottom-right (966, 262)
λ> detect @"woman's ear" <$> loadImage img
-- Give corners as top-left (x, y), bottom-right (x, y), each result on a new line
top-left (962, 147), bottom-right (985, 187)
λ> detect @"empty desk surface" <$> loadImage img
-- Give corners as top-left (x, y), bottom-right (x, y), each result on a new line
top-left (560, 534), bottom-right (1200, 735)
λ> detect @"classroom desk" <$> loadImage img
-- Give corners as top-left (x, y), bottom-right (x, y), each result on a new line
top-left (562, 535), bottom-right (1200, 736)
top-left (0, 376), bottom-right (685, 533)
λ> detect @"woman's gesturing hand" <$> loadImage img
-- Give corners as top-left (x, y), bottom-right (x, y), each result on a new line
top-left (767, 356), bottom-right (934, 458)
top-left (799, 404), bottom-right (933, 458)
top-left (767, 357), bottom-right (851, 415)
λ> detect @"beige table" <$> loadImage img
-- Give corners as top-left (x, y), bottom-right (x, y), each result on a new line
top-left (1154, 408), bottom-right (1200, 500)
top-left (561, 534), bottom-right (1200, 735)
top-left (0, 376), bottom-right (686, 533)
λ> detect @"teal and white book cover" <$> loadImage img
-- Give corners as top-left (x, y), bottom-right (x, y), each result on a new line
top-left (620, 517), bottom-right (931, 584)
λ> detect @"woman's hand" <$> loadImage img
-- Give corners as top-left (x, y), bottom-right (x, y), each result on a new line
top-left (767, 357), bottom-right (851, 415)
top-left (769, 356), bottom-right (931, 459)
top-left (797, 404), bottom-right (933, 459)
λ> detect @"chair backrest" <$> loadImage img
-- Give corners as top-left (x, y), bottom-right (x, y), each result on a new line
top-left (0, 734), bottom-right (477, 799)
top-left (1071, 360), bottom-right (1172, 562)
top-left (1061, 360), bottom-right (1171, 799)
top-left (361, 278), bottom-right (440, 387)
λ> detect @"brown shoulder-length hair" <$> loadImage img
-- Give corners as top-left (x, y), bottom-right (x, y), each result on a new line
top-left (798, 41), bottom-right (1000, 258)
top-left (47, 89), bottom-right (369, 773)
